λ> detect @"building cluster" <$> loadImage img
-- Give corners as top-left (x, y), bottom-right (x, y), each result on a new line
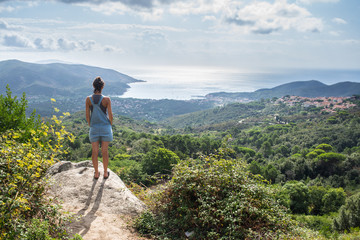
top-left (275, 96), bottom-right (357, 113)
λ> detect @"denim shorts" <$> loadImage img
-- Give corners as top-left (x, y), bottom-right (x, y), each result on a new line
top-left (89, 125), bottom-right (113, 142)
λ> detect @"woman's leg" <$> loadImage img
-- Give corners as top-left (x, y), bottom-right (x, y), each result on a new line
top-left (92, 141), bottom-right (100, 178)
top-left (101, 141), bottom-right (110, 178)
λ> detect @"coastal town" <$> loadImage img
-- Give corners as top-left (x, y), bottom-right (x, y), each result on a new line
top-left (275, 96), bottom-right (357, 113)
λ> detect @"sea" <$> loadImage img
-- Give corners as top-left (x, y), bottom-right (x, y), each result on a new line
top-left (119, 67), bottom-right (360, 100)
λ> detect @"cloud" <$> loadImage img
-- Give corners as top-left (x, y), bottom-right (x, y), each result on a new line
top-left (34, 38), bottom-right (55, 49)
top-left (138, 30), bottom-right (167, 44)
top-left (57, 38), bottom-right (77, 51)
top-left (0, 0), bottom-right (166, 9)
top-left (169, 0), bottom-right (224, 16)
top-left (224, 0), bottom-right (323, 34)
top-left (0, 20), bottom-right (10, 29)
top-left (57, 38), bottom-right (96, 51)
top-left (202, 15), bottom-right (217, 22)
top-left (135, 30), bottom-right (168, 54)
top-left (332, 17), bottom-right (347, 25)
top-left (297, 0), bottom-right (339, 4)
top-left (1, 33), bottom-right (99, 52)
top-left (2, 34), bottom-right (34, 48)
top-left (0, 5), bottom-right (15, 12)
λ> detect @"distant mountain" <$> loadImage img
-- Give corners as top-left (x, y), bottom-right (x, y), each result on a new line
top-left (206, 80), bottom-right (360, 101)
top-left (0, 59), bottom-right (142, 97)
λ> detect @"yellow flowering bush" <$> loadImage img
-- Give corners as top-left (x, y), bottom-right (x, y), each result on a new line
top-left (0, 89), bottom-right (76, 239)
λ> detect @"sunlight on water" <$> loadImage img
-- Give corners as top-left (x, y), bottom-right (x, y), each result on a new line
top-left (119, 66), bottom-right (360, 100)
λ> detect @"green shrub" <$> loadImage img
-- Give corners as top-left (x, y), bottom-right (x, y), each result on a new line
top-left (283, 181), bottom-right (310, 214)
top-left (334, 192), bottom-right (360, 232)
top-left (135, 152), bottom-right (314, 239)
top-left (0, 85), bottom-right (41, 139)
top-left (110, 158), bottom-right (146, 184)
top-left (315, 144), bottom-right (333, 152)
top-left (25, 218), bottom-right (52, 240)
top-left (295, 214), bottom-right (335, 238)
top-left (0, 88), bottom-right (74, 239)
top-left (142, 148), bottom-right (179, 175)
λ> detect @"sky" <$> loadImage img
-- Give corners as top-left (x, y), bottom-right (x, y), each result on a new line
top-left (0, 0), bottom-right (360, 96)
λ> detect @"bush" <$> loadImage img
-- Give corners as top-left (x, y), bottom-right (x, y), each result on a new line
top-left (0, 126), bottom-right (73, 239)
top-left (25, 218), bottom-right (52, 240)
top-left (0, 88), bottom-right (74, 239)
top-left (0, 85), bottom-right (41, 139)
top-left (142, 148), bottom-right (180, 176)
top-left (283, 181), bottom-right (310, 214)
top-left (135, 152), bottom-right (314, 239)
top-left (295, 214), bottom-right (336, 239)
top-left (334, 192), bottom-right (360, 232)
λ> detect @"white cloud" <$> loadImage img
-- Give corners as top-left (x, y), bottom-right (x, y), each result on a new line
top-left (297, 0), bottom-right (339, 4)
top-left (0, 5), bottom-right (15, 13)
top-left (224, 0), bottom-right (323, 34)
top-left (0, 20), bottom-right (10, 29)
top-left (34, 38), bottom-right (55, 50)
top-left (57, 38), bottom-right (97, 51)
top-left (202, 15), bottom-right (217, 22)
top-left (332, 17), bottom-right (347, 25)
top-left (329, 31), bottom-right (339, 36)
top-left (2, 34), bottom-right (34, 48)
top-left (169, 0), bottom-right (225, 16)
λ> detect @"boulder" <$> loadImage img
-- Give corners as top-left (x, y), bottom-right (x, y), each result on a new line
top-left (46, 160), bottom-right (146, 240)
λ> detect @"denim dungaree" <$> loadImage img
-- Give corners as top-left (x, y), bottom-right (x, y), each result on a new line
top-left (89, 95), bottom-right (113, 142)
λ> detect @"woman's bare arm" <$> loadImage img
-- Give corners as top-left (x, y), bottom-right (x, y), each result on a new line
top-left (85, 97), bottom-right (91, 126)
top-left (106, 97), bottom-right (113, 125)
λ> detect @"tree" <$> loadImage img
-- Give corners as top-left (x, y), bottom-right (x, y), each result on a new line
top-left (263, 164), bottom-right (279, 183)
top-left (333, 192), bottom-right (360, 232)
top-left (249, 160), bottom-right (262, 175)
top-left (315, 152), bottom-right (346, 177)
top-left (308, 186), bottom-right (327, 215)
top-left (0, 85), bottom-right (40, 138)
top-left (142, 148), bottom-right (180, 175)
top-left (322, 188), bottom-right (346, 214)
top-left (283, 181), bottom-right (310, 214)
top-left (260, 141), bottom-right (273, 157)
top-left (315, 144), bottom-right (333, 152)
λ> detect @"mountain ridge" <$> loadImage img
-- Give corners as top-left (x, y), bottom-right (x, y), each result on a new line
top-left (0, 59), bottom-right (142, 97)
top-left (206, 80), bottom-right (360, 101)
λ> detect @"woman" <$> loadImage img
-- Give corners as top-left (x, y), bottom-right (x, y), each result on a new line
top-left (86, 77), bottom-right (113, 179)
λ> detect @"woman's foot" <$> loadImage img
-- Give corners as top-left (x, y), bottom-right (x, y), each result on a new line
top-left (94, 172), bottom-right (100, 180)
top-left (104, 171), bottom-right (110, 179)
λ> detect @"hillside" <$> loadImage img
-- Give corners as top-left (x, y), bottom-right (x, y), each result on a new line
top-left (0, 59), bottom-right (141, 97)
top-left (206, 80), bottom-right (360, 103)
top-left (163, 95), bottom-right (359, 129)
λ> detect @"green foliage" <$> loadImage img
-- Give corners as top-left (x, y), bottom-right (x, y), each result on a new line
top-left (315, 144), bottom-right (333, 152)
top-left (334, 192), bottom-right (360, 232)
top-left (283, 181), bottom-right (310, 214)
top-left (0, 85), bottom-right (41, 139)
top-left (233, 146), bottom-right (256, 157)
top-left (25, 219), bottom-right (52, 240)
top-left (322, 188), bottom-right (346, 214)
top-left (0, 89), bottom-right (74, 239)
top-left (309, 186), bottom-right (328, 215)
top-left (294, 214), bottom-right (335, 238)
top-left (315, 152), bottom-right (346, 177)
top-left (110, 157), bottom-right (146, 184)
top-left (248, 160), bottom-right (262, 175)
top-left (135, 153), bottom-right (312, 239)
top-left (142, 148), bottom-right (180, 176)
top-left (262, 164), bottom-right (279, 183)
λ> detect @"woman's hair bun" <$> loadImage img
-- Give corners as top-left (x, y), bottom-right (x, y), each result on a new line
top-left (93, 77), bottom-right (105, 93)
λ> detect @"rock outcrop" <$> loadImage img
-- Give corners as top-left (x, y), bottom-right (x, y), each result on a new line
top-left (46, 160), bottom-right (146, 240)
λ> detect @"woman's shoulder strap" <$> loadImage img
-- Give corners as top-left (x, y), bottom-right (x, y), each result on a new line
top-left (88, 95), bottom-right (94, 104)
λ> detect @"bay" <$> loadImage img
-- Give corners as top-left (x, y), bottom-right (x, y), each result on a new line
top-left (119, 67), bottom-right (360, 100)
